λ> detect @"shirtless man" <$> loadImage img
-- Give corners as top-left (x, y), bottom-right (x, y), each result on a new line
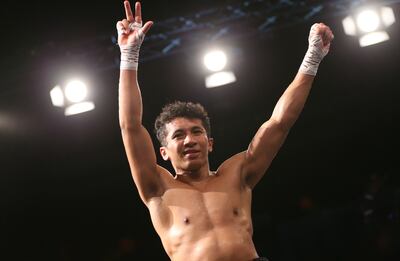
top-left (116, 1), bottom-right (334, 260)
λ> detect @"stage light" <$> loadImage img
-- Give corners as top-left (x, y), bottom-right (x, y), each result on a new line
top-left (359, 31), bottom-right (390, 47)
top-left (65, 101), bottom-right (95, 116)
top-left (357, 9), bottom-right (381, 33)
top-left (203, 48), bottom-right (237, 88)
top-left (343, 5), bottom-right (396, 47)
top-left (65, 80), bottom-right (87, 103)
top-left (203, 50), bottom-right (227, 72)
top-left (50, 85), bottom-right (65, 107)
top-left (205, 71), bottom-right (236, 88)
top-left (50, 78), bottom-right (95, 116)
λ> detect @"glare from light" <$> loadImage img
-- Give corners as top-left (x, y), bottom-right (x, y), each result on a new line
top-left (342, 16), bottom-right (357, 36)
top-left (203, 50), bottom-right (227, 72)
top-left (64, 101), bottom-right (95, 116)
top-left (50, 85), bottom-right (65, 107)
top-left (65, 80), bottom-right (88, 103)
top-left (205, 71), bottom-right (236, 88)
top-left (359, 31), bottom-right (390, 47)
top-left (357, 9), bottom-right (381, 33)
top-left (0, 113), bottom-right (14, 130)
top-left (381, 6), bottom-right (395, 26)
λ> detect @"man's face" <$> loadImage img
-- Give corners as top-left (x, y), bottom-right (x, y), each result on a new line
top-left (160, 117), bottom-right (213, 172)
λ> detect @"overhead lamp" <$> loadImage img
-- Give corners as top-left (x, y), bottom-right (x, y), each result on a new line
top-left (203, 49), bottom-right (236, 88)
top-left (50, 79), bottom-right (95, 116)
top-left (343, 6), bottom-right (396, 47)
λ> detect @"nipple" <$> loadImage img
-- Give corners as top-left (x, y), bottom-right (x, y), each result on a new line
top-left (183, 217), bottom-right (190, 224)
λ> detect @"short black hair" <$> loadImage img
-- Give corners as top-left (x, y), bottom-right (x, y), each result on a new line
top-left (154, 101), bottom-right (211, 146)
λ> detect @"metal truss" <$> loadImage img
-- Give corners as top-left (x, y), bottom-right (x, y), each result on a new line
top-left (123, 0), bottom-right (400, 63)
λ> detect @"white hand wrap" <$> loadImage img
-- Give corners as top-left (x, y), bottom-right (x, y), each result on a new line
top-left (299, 24), bottom-right (330, 76)
top-left (118, 22), bottom-right (145, 70)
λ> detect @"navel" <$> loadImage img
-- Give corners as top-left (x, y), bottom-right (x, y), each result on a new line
top-left (233, 208), bottom-right (239, 216)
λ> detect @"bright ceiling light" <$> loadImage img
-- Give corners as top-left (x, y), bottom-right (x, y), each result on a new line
top-left (65, 80), bottom-right (87, 103)
top-left (342, 16), bottom-right (357, 36)
top-left (205, 71), bottom-right (236, 88)
top-left (50, 85), bottom-right (65, 107)
top-left (381, 7), bottom-right (395, 26)
top-left (203, 50), bottom-right (227, 72)
top-left (342, 5), bottom-right (395, 47)
top-left (356, 9), bottom-right (381, 33)
top-left (65, 101), bottom-right (95, 116)
top-left (359, 31), bottom-right (390, 47)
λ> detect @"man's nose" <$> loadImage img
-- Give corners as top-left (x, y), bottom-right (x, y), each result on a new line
top-left (183, 133), bottom-right (196, 146)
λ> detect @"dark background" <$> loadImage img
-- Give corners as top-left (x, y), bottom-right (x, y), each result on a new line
top-left (1, 0), bottom-right (399, 260)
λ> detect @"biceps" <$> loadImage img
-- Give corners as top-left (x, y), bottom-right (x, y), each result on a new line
top-left (244, 120), bottom-right (289, 186)
top-left (121, 126), bottom-right (162, 199)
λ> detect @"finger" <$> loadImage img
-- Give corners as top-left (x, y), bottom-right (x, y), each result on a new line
top-left (135, 2), bottom-right (142, 24)
top-left (116, 21), bottom-right (125, 35)
top-left (122, 19), bottom-right (130, 33)
top-left (122, 19), bottom-right (130, 29)
top-left (124, 1), bottom-right (134, 22)
top-left (117, 19), bottom-right (130, 34)
top-left (142, 21), bottom-right (153, 34)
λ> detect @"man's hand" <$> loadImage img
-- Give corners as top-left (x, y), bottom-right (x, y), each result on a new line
top-left (117, 1), bottom-right (153, 46)
top-left (299, 23), bottom-right (334, 76)
top-left (309, 23), bottom-right (334, 58)
top-left (116, 1), bottom-right (153, 70)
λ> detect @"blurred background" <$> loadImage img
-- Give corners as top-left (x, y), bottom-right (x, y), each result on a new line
top-left (1, 0), bottom-right (399, 260)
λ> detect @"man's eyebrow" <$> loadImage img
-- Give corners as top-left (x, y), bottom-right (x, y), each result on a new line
top-left (191, 126), bottom-right (203, 130)
top-left (171, 129), bottom-right (184, 136)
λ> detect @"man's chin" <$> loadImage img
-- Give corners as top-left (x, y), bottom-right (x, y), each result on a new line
top-left (182, 159), bottom-right (203, 171)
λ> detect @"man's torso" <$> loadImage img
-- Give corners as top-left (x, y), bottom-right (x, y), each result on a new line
top-left (147, 153), bottom-right (259, 261)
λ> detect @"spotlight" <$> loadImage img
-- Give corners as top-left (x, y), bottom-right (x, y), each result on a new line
top-left (65, 80), bottom-right (88, 103)
top-left (50, 78), bottom-right (95, 116)
top-left (205, 71), bottom-right (236, 88)
top-left (203, 48), bottom-right (237, 88)
top-left (203, 50), bottom-right (227, 72)
top-left (50, 85), bottom-right (65, 107)
top-left (343, 5), bottom-right (396, 47)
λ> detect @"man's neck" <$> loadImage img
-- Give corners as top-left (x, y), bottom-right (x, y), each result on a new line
top-left (174, 164), bottom-right (213, 183)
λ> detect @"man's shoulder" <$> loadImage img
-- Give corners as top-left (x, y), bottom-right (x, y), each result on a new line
top-left (217, 151), bottom-right (247, 173)
top-left (218, 151), bottom-right (246, 169)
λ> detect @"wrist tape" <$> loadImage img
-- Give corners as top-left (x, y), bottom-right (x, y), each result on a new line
top-left (119, 22), bottom-right (145, 71)
top-left (299, 24), bottom-right (329, 76)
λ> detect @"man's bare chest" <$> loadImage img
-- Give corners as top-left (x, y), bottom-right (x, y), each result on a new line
top-left (158, 180), bottom-right (251, 226)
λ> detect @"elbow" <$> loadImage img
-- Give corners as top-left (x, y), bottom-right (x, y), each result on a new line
top-left (119, 119), bottom-right (142, 131)
top-left (119, 112), bottom-right (142, 130)
top-left (271, 116), bottom-right (296, 132)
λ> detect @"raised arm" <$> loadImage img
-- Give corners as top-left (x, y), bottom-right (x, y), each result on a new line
top-left (243, 23), bottom-right (334, 188)
top-left (117, 1), bottom-right (161, 203)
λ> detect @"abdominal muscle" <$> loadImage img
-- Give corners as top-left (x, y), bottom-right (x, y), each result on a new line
top-left (166, 226), bottom-right (258, 261)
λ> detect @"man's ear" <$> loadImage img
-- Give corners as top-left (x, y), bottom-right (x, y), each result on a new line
top-left (160, 146), bottom-right (169, 161)
top-left (208, 138), bottom-right (214, 153)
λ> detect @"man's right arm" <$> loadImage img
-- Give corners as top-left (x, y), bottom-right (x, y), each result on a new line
top-left (117, 1), bottom-right (161, 204)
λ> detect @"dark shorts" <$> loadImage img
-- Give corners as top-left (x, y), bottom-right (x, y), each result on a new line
top-left (254, 258), bottom-right (269, 261)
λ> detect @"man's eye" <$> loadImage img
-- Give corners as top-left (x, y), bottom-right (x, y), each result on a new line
top-left (173, 133), bottom-right (184, 139)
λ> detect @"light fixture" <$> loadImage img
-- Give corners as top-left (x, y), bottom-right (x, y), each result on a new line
top-left (65, 80), bottom-right (88, 103)
top-left (203, 50), bottom-right (227, 72)
top-left (50, 79), bottom-right (95, 116)
top-left (203, 49), bottom-right (237, 88)
top-left (343, 5), bottom-right (396, 47)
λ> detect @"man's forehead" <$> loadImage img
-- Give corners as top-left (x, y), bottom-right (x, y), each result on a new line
top-left (165, 118), bottom-right (204, 132)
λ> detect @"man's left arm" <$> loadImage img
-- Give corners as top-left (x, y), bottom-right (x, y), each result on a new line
top-left (243, 23), bottom-right (334, 188)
